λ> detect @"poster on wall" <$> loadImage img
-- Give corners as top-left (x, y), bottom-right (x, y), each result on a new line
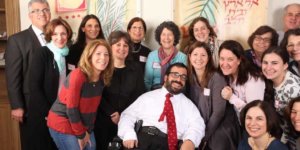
top-left (174, 0), bottom-right (268, 49)
top-left (55, 0), bottom-right (87, 12)
top-left (49, 0), bottom-right (131, 40)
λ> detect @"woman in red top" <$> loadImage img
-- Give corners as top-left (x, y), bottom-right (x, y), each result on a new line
top-left (47, 39), bottom-right (114, 150)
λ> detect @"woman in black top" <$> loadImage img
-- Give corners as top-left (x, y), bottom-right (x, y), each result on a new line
top-left (28, 18), bottom-right (73, 150)
top-left (67, 14), bottom-right (105, 72)
top-left (127, 17), bottom-right (151, 71)
top-left (94, 31), bottom-right (146, 150)
top-left (245, 25), bottom-right (278, 69)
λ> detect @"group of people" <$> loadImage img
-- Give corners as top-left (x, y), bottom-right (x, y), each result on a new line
top-left (4, 0), bottom-right (300, 150)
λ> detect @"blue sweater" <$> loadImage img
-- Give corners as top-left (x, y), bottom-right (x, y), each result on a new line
top-left (144, 50), bottom-right (187, 91)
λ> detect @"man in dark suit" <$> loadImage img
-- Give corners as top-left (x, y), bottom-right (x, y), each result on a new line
top-left (5, 0), bottom-right (51, 149)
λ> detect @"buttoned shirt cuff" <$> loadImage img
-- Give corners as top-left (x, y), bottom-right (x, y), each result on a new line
top-left (123, 131), bottom-right (137, 141)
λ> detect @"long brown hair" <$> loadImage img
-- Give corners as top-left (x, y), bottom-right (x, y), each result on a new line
top-left (187, 41), bottom-right (216, 90)
top-left (78, 39), bottom-right (114, 85)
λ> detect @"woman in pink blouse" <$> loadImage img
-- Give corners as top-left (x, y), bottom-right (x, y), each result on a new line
top-left (219, 40), bottom-right (266, 117)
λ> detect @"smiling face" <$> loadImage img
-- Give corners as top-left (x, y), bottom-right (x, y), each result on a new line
top-left (262, 53), bottom-right (288, 85)
top-left (164, 66), bottom-right (187, 95)
top-left (284, 4), bottom-right (300, 31)
top-left (51, 25), bottom-right (68, 48)
top-left (287, 35), bottom-right (300, 62)
top-left (111, 38), bottom-right (129, 61)
top-left (219, 49), bottom-right (240, 78)
top-left (193, 20), bottom-right (210, 43)
top-left (291, 102), bottom-right (300, 131)
top-left (91, 45), bottom-right (110, 75)
top-left (82, 18), bottom-right (100, 41)
top-left (189, 47), bottom-right (208, 71)
top-left (28, 2), bottom-right (51, 30)
top-left (160, 28), bottom-right (175, 50)
top-left (128, 21), bottom-right (145, 43)
top-left (252, 32), bottom-right (272, 55)
top-left (245, 106), bottom-right (268, 139)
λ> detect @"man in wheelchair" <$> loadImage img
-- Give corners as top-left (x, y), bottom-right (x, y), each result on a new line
top-left (115, 63), bottom-right (205, 150)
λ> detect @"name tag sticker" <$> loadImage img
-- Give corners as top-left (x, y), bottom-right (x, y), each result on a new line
top-left (204, 88), bottom-right (210, 96)
top-left (139, 56), bottom-right (147, 62)
top-left (152, 62), bottom-right (161, 69)
top-left (68, 64), bottom-right (76, 70)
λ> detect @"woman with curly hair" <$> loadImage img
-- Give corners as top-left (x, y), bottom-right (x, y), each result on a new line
top-left (144, 21), bottom-right (187, 91)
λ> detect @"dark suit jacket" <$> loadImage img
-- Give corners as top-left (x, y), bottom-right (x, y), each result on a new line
top-left (5, 26), bottom-right (42, 111)
top-left (26, 46), bottom-right (59, 150)
top-left (28, 46), bottom-right (59, 119)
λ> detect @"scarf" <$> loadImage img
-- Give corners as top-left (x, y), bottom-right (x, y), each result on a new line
top-left (158, 46), bottom-right (178, 83)
top-left (46, 41), bottom-right (69, 73)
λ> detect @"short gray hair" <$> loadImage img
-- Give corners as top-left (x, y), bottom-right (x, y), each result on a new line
top-left (28, 0), bottom-right (49, 10)
top-left (284, 3), bottom-right (300, 14)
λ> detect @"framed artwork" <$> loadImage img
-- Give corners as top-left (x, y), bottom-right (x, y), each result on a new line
top-left (56, 0), bottom-right (87, 12)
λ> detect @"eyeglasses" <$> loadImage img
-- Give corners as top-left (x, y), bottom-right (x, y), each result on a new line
top-left (131, 26), bottom-right (144, 31)
top-left (169, 72), bottom-right (187, 81)
top-left (254, 35), bottom-right (271, 43)
top-left (287, 42), bottom-right (300, 51)
top-left (30, 8), bottom-right (50, 14)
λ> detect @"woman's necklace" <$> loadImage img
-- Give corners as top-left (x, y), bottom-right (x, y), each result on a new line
top-left (133, 43), bottom-right (142, 53)
top-left (250, 134), bottom-right (273, 150)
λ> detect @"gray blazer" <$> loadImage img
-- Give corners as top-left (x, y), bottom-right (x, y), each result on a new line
top-left (188, 72), bottom-right (241, 150)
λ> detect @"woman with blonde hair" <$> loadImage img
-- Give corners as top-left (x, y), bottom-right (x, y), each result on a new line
top-left (47, 39), bottom-right (114, 150)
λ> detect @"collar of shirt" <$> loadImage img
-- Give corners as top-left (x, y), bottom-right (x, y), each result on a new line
top-left (161, 86), bottom-right (182, 102)
top-left (31, 25), bottom-right (46, 46)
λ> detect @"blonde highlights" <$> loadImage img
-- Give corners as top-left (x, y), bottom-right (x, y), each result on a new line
top-left (78, 39), bottom-right (114, 85)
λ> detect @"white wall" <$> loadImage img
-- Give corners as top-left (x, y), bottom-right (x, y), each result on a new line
top-left (19, 0), bottom-right (299, 49)
top-left (267, 0), bottom-right (299, 31)
top-left (141, 0), bottom-right (173, 49)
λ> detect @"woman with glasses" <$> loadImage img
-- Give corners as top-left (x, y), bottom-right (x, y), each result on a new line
top-left (28, 18), bottom-right (73, 150)
top-left (245, 25), bottom-right (278, 69)
top-left (67, 14), bottom-right (105, 73)
top-left (127, 17), bottom-right (151, 72)
top-left (261, 46), bottom-right (300, 142)
top-left (280, 28), bottom-right (300, 77)
top-left (144, 21), bottom-right (187, 91)
top-left (187, 41), bottom-right (241, 150)
top-left (219, 40), bottom-right (266, 118)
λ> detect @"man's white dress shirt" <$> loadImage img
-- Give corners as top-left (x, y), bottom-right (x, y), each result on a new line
top-left (118, 87), bottom-right (205, 147)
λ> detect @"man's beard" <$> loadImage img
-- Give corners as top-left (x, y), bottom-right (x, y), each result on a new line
top-left (165, 80), bottom-right (184, 95)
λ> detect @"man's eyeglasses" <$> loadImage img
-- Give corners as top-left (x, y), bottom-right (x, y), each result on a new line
top-left (30, 8), bottom-right (50, 14)
top-left (287, 42), bottom-right (300, 51)
top-left (254, 35), bottom-right (271, 43)
top-left (169, 72), bottom-right (187, 81)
